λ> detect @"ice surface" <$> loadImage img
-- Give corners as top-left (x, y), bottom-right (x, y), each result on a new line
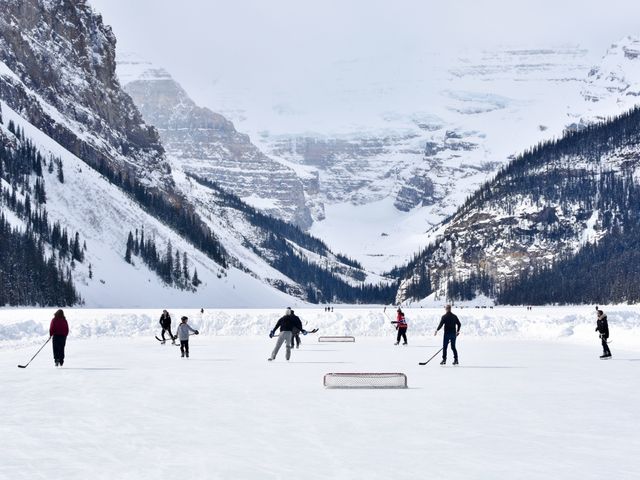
top-left (1, 319), bottom-right (638, 479)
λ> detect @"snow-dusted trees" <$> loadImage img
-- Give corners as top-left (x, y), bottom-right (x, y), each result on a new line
top-left (124, 228), bottom-right (201, 290)
top-left (0, 132), bottom-right (84, 305)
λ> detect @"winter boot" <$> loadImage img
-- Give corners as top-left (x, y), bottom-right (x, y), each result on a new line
top-left (440, 359), bottom-right (446, 365)
top-left (186, 352), bottom-right (189, 358)
top-left (394, 342), bottom-right (399, 345)
top-left (181, 351), bottom-right (185, 358)
top-left (402, 342), bottom-right (408, 345)
top-left (267, 357), bottom-right (274, 361)
top-left (599, 354), bottom-right (608, 359)
top-left (453, 359), bottom-right (459, 365)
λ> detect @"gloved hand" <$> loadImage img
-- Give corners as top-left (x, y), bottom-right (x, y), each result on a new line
top-left (195, 330), bottom-right (199, 335)
top-left (433, 331), bottom-right (437, 336)
top-left (302, 330), bottom-right (308, 335)
top-left (269, 331), bottom-right (274, 338)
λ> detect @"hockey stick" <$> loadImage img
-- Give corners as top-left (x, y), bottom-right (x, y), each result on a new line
top-left (418, 347), bottom-right (443, 366)
top-left (18, 336), bottom-right (51, 368)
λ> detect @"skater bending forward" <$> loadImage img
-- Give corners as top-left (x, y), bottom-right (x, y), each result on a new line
top-left (435, 304), bottom-right (461, 365)
top-left (159, 309), bottom-right (176, 344)
top-left (596, 309), bottom-right (612, 359)
top-left (176, 316), bottom-right (199, 358)
top-left (268, 307), bottom-right (307, 361)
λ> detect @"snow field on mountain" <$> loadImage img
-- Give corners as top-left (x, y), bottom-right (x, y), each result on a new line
top-left (0, 101), bottom-right (297, 308)
top-left (1, 331), bottom-right (639, 479)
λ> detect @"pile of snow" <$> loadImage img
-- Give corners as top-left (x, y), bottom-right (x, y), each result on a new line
top-left (2, 305), bottom-right (639, 350)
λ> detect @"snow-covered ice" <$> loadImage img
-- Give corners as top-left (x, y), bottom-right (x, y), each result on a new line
top-left (1, 306), bottom-right (639, 479)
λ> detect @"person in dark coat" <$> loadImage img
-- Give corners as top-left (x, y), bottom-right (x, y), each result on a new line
top-left (596, 309), bottom-right (612, 359)
top-left (159, 309), bottom-right (176, 344)
top-left (49, 309), bottom-right (69, 367)
top-left (435, 304), bottom-right (461, 365)
top-left (268, 307), bottom-right (307, 361)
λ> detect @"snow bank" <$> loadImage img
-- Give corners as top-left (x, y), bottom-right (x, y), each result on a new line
top-left (2, 305), bottom-right (640, 350)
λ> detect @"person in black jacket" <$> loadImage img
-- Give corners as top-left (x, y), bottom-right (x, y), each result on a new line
top-left (595, 309), bottom-right (612, 359)
top-left (159, 310), bottom-right (176, 344)
top-left (268, 308), bottom-right (307, 361)
top-left (435, 304), bottom-right (461, 365)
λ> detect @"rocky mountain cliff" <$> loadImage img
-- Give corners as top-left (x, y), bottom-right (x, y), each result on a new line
top-left (0, 0), bottom-right (392, 306)
top-left (0, 0), bottom-right (172, 190)
top-left (209, 40), bottom-right (640, 273)
top-left (396, 106), bottom-right (640, 305)
top-left (118, 56), bottom-right (312, 229)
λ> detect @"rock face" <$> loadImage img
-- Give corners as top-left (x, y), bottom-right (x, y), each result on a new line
top-left (396, 107), bottom-right (640, 304)
top-left (202, 41), bottom-right (640, 273)
top-left (0, 0), bottom-right (172, 189)
top-left (582, 36), bottom-right (640, 103)
top-left (118, 57), bottom-right (312, 229)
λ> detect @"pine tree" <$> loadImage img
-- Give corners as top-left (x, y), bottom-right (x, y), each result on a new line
top-left (56, 158), bottom-right (64, 183)
top-left (174, 249), bottom-right (182, 285)
top-left (183, 251), bottom-right (190, 280)
top-left (72, 232), bottom-right (83, 262)
top-left (125, 231), bottom-right (134, 264)
top-left (165, 240), bottom-right (173, 284)
top-left (192, 268), bottom-right (201, 287)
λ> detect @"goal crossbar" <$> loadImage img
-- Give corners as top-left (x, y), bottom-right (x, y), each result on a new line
top-left (318, 336), bottom-right (355, 343)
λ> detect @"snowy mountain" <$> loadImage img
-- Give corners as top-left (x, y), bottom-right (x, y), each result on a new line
top-left (0, 0), bottom-right (392, 307)
top-left (202, 40), bottom-right (640, 273)
top-left (396, 106), bottom-right (640, 305)
top-left (117, 55), bottom-right (313, 229)
top-left (581, 36), bottom-right (640, 107)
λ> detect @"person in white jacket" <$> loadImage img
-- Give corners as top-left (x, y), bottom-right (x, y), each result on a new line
top-left (176, 316), bottom-right (199, 358)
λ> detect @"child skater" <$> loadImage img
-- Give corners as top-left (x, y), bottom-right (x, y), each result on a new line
top-left (176, 316), bottom-right (199, 358)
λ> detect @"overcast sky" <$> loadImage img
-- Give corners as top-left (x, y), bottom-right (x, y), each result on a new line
top-left (89, 0), bottom-right (640, 129)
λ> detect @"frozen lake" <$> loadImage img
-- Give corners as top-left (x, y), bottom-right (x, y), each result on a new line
top-left (1, 328), bottom-right (639, 479)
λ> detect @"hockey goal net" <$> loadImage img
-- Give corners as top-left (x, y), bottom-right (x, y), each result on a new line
top-left (318, 336), bottom-right (355, 342)
top-left (324, 372), bottom-right (408, 389)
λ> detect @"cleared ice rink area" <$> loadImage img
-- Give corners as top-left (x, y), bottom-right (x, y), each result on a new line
top-left (1, 306), bottom-right (639, 479)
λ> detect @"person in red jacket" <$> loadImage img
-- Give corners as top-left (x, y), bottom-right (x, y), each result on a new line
top-left (49, 309), bottom-right (69, 367)
top-left (392, 308), bottom-right (408, 345)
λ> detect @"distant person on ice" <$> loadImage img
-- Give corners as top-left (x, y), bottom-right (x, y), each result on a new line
top-left (291, 309), bottom-right (303, 349)
top-left (435, 304), bottom-right (461, 365)
top-left (595, 309), bottom-right (612, 359)
top-left (159, 309), bottom-right (176, 344)
top-left (49, 309), bottom-right (69, 367)
top-left (268, 307), bottom-right (307, 361)
top-left (392, 308), bottom-right (408, 345)
top-left (176, 316), bottom-right (199, 358)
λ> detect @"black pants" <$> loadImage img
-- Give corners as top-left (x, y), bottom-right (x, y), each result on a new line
top-left (52, 335), bottom-right (67, 365)
top-left (396, 328), bottom-right (407, 344)
top-left (443, 333), bottom-right (458, 361)
top-left (292, 332), bottom-right (301, 348)
top-left (180, 340), bottom-right (189, 356)
top-left (601, 336), bottom-right (611, 355)
top-left (161, 327), bottom-right (174, 341)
